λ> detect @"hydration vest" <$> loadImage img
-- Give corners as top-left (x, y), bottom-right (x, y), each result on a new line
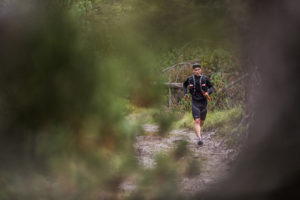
top-left (189, 75), bottom-right (207, 95)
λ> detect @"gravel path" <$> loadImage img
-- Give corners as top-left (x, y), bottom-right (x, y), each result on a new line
top-left (120, 124), bottom-right (237, 196)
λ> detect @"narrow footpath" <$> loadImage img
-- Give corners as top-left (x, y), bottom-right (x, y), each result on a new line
top-left (120, 124), bottom-right (237, 196)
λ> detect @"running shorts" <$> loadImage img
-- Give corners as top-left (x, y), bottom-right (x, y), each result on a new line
top-left (192, 99), bottom-right (207, 120)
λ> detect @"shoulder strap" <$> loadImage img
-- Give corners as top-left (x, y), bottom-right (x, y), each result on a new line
top-left (192, 75), bottom-right (196, 94)
top-left (199, 75), bottom-right (203, 93)
top-left (193, 75), bottom-right (204, 94)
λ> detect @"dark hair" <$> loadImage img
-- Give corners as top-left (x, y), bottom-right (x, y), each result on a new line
top-left (192, 63), bottom-right (201, 69)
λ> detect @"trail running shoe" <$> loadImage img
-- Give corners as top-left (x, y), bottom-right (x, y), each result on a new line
top-left (197, 139), bottom-right (203, 146)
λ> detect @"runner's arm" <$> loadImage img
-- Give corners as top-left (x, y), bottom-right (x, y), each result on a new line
top-left (183, 78), bottom-right (189, 95)
top-left (206, 77), bottom-right (214, 95)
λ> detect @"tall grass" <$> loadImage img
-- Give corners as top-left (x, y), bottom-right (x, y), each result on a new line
top-left (174, 106), bottom-right (245, 135)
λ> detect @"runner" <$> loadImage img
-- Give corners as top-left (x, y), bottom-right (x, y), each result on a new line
top-left (183, 63), bottom-right (214, 145)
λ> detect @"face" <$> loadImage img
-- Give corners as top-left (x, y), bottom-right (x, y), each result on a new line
top-left (193, 67), bottom-right (202, 76)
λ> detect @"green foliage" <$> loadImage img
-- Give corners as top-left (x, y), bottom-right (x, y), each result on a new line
top-left (134, 154), bottom-right (179, 200)
top-left (175, 106), bottom-right (244, 132)
top-left (0, 0), bottom-right (248, 199)
top-left (177, 95), bottom-right (192, 112)
top-left (0, 1), bottom-right (160, 199)
top-left (173, 111), bottom-right (194, 130)
top-left (203, 106), bottom-right (245, 132)
top-left (174, 106), bottom-right (246, 148)
top-left (127, 105), bottom-right (182, 137)
top-left (159, 44), bottom-right (244, 112)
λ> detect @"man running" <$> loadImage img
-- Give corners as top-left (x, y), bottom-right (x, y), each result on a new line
top-left (183, 63), bottom-right (214, 145)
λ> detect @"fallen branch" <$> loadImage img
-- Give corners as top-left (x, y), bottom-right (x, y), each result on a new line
top-left (161, 61), bottom-right (197, 72)
top-left (161, 62), bottom-right (190, 72)
top-left (219, 73), bottom-right (249, 92)
top-left (164, 82), bottom-right (183, 88)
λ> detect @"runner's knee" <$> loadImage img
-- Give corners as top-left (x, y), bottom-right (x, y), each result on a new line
top-left (194, 118), bottom-right (201, 124)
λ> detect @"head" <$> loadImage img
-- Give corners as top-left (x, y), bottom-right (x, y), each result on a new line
top-left (192, 63), bottom-right (202, 76)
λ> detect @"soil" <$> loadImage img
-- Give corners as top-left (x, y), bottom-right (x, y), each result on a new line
top-left (120, 124), bottom-right (237, 196)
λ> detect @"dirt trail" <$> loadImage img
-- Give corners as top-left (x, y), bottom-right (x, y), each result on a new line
top-left (120, 124), bottom-right (237, 196)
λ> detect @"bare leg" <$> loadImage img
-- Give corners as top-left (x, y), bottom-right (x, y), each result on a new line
top-left (194, 119), bottom-right (205, 140)
top-left (200, 120), bottom-right (205, 127)
top-left (200, 120), bottom-right (205, 140)
top-left (194, 118), bottom-right (202, 140)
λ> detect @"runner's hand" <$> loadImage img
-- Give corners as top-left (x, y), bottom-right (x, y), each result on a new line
top-left (184, 94), bottom-right (190, 100)
top-left (203, 92), bottom-right (211, 101)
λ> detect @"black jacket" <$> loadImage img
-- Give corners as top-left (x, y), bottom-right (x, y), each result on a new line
top-left (183, 74), bottom-right (214, 101)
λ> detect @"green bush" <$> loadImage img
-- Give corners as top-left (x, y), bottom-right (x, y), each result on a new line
top-left (159, 45), bottom-right (245, 112)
